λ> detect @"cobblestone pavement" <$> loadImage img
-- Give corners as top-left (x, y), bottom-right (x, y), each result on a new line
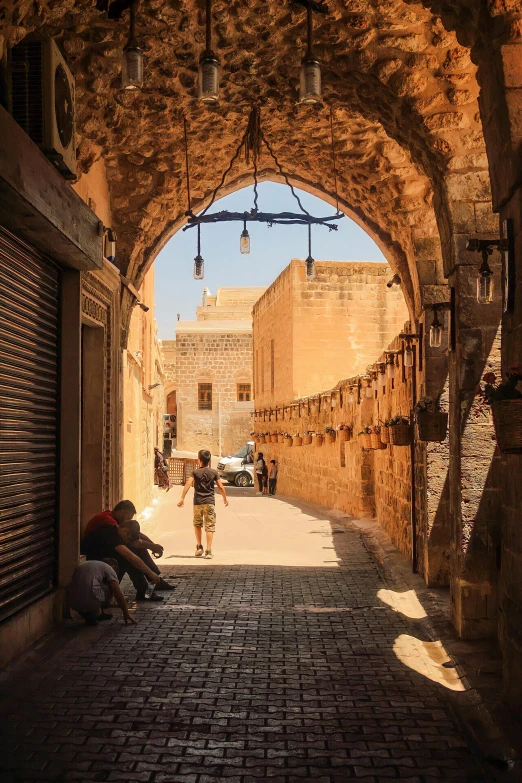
top-left (1, 495), bottom-right (490, 782)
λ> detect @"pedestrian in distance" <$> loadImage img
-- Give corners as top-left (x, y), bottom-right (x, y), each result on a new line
top-left (269, 459), bottom-right (278, 496)
top-left (177, 449), bottom-right (228, 560)
top-left (255, 452), bottom-right (266, 494)
top-left (262, 460), bottom-right (269, 495)
top-left (68, 558), bottom-right (137, 626)
top-left (154, 446), bottom-right (171, 491)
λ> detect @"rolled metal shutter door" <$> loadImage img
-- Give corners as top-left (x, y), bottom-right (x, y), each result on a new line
top-left (0, 227), bottom-right (59, 622)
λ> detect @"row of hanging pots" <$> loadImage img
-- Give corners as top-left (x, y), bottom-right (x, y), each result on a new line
top-left (253, 425), bottom-right (353, 447)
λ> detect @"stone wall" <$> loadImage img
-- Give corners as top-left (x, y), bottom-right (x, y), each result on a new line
top-left (176, 325), bottom-right (253, 456)
top-left (122, 266), bottom-right (165, 514)
top-left (254, 334), bottom-right (417, 558)
top-left (253, 260), bottom-right (409, 408)
top-left (162, 339), bottom-right (176, 386)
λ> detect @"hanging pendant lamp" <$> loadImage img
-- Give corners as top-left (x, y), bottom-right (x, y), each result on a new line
top-left (300, 4), bottom-right (321, 105)
top-left (193, 225), bottom-right (205, 280)
top-left (122, 0), bottom-right (144, 90)
top-left (305, 222), bottom-right (316, 280)
top-left (240, 221), bottom-right (251, 254)
top-left (199, 0), bottom-right (219, 103)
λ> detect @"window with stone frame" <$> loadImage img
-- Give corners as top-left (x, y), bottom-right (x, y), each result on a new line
top-left (237, 383), bottom-right (251, 402)
top-left (198, 383), bottom-right (212, 410)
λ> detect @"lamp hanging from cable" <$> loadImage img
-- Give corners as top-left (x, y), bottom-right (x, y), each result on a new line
top-left (477, 249), bottom-right (494, 304)
top-left (122, 0), bottom-right (143, 90)
top-left (429, 306), bottom-right (443, 348)
top-left (300, 3), bottom-right (321, 104)
top-left (182, 106), bottom-right (344, 272)
top-left (305, 222), bottom-right (316, 280)
top-left (193, 224), bottom-right (204, 280)
top-left (240, 220), bottom-right (250, 254)
top-left (199, 0), bottom-right (219, 103)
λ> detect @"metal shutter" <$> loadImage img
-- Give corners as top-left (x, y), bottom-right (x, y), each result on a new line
top-left (0, 227), bottom-right (59, 622)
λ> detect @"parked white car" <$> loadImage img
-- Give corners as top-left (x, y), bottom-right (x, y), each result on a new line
top-left (217, 441), bottom-right (255, 487)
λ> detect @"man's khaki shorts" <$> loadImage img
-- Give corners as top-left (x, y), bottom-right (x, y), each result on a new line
top-left (193, 503), bottom-right (216, 532)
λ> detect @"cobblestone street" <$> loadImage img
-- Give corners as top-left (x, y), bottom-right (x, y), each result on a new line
top-left (1, 491), bottom-right (491, 782)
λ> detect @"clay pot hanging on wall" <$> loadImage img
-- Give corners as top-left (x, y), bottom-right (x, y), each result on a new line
top-left (491, 400), bottom-right (522, 453)
top-left (416, 411), bottom-right (448, 442)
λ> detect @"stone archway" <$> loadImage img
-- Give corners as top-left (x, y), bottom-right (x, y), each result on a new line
top-left (3, 0), bottom-right (522, 707)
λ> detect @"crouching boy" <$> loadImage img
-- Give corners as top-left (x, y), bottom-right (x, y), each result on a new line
top-left (68, 559), bottom-right (137, 626)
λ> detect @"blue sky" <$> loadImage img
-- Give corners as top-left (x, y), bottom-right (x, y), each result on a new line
top-left (154, 182), bottom-right (385, 338)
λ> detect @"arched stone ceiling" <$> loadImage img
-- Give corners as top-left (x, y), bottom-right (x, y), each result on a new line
top-left (1, 0), bottom-right (491, 313)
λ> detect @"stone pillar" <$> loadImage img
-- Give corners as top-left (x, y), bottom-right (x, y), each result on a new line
top-left (415, 303), bottom-right (451, 588)
top-left (58, 271), bottom-right (82, 588)
top-left (448, 244), bottom-right (503, 639)
top-left (478, 12), bottom-right (522, 712)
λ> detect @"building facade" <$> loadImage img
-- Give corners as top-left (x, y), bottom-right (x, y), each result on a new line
top-left (253, 260), bottom-right (409, 408)
top-left (176, 288), bottom-right (264, 456)
top-left (162, 339), bottom-right (177, 416)
top-left (122, 265), bottom-right (165, 516)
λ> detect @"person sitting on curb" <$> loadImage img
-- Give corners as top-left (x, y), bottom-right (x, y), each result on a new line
top-left (68, 558), bottom-right (137, 627)
top-left (84, 500), bottom-right (175, 591)
top-left (82, 519), bottom-right (164, 602)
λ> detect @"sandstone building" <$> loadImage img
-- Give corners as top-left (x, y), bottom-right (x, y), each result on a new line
top-left (162, 339), bottom-right (177, 415)
top-left (176, 287), bottom-right (264, 455)
top-left (122, 266), bottom-right (165, 516)
top-left (253, 260), bottom-right (408, 407)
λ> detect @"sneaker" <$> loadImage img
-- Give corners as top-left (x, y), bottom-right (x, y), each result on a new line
top-left (156, 578), bottom-right (176, 591)
top-left (195, 545), bottom-right (204, 557)
top-left (136, 592), bottom-right (164, 602)
top-left (204, 550), bottom-right (213, 559)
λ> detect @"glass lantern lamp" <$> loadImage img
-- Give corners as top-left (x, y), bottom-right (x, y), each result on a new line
top-left (193, 254), bottom-right (204, 280)
top-left (122, 2), bottom-right (143, 90)
top-left (300, 57), bottom-right (321, 104)
top-left (299, 6), bottom-right (321, 105)
top-left (371, 374), bottom-right (378, 391)
top-left (348, 387), bottom-right (355, 404)
top-left (198, 0), bottom-right (219, 103)
top-left (305, 255), bottom-right (316, 280)
top-left (429, 309), bottom-right (443, 348)
top-left (240, 221), bottom-right (250, 254)
top-left (477, 254), bottom-right (494, 304)
top-left (378, 366), bottom-right (386, 387)
top-left (198, 53), bottom-right (219, 103)
top-left (403, 344), bottom-right (414, 368)
top-left (386, 357), bottom-right (396, 379)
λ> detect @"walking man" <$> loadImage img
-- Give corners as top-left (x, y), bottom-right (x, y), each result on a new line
top-left (178, 449), bottom-right (228, 560)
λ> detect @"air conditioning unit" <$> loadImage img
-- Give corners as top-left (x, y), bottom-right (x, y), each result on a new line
top-left (9, 36), bottom-right (77, 181)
